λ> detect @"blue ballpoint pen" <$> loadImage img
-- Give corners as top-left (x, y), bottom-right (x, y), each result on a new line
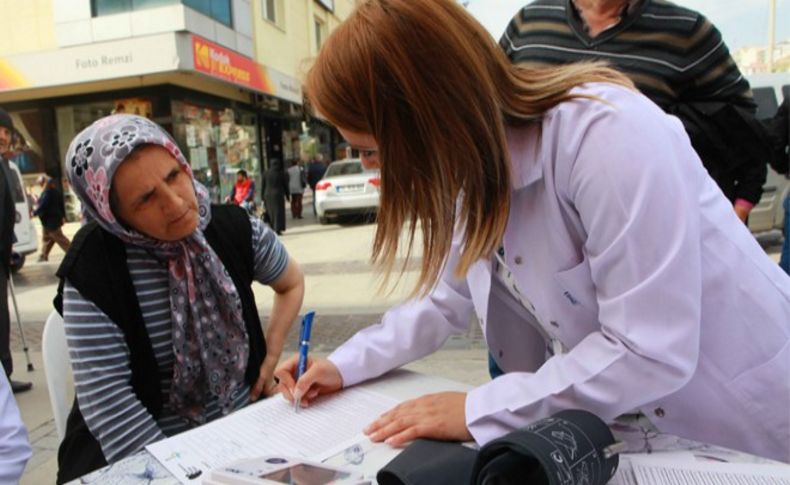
top-left (294, 311), bottom-right (315, 412)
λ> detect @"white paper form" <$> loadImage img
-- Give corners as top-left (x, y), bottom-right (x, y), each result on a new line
top-left (631, 457), bottom-right (790, 484)
top-left (610, 452), bottom-right (696, 485)
top-left (146, 387), bottom-right (399, 484)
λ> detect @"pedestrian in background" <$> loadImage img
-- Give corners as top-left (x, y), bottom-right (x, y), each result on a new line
top-left (34, 175), bottom-right (71, 262)
top-left (262, 159), bottom-right (289, 235)
top-left (0, 108), bottom-right (31, 394)
top-left (767, 97), bottom-right (789, 274)
top-left (307, 154), bottom-right (327, 215)
top-left (275, 0), bottom-right (790, 463)
top-left (287, 159), bottom-right (306, 219)
top-left (500, 0), bottom-right (769, 224)
top-left (228, 169), bottom-right (256, 214)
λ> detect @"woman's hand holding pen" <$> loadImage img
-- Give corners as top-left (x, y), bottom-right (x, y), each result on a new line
top-left (274, 356), bottom-right (472, 447)
top-left (274, 356), bottom-right (343, 407)
top-left (363, 392), bottom-right (472, 447)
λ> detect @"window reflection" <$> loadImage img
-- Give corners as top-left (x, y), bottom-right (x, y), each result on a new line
top-left (92, 0), bottom-right (232, 27)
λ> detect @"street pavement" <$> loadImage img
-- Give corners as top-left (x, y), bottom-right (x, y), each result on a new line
top-left (8, 192), bottom-right (783, 483)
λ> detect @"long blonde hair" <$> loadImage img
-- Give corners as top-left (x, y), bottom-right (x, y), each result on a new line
top-left (306, 0), bottom-right (633, 297)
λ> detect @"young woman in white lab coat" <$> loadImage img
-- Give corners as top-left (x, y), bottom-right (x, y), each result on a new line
top-left (275, 0), bottom-right (790, 462)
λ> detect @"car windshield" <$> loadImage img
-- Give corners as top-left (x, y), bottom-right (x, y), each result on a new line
top-left (325, 161), bottom-right (368, 177)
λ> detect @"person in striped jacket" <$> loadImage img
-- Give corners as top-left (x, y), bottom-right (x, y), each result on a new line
top-left (500, 0), bottom-right (768, 223)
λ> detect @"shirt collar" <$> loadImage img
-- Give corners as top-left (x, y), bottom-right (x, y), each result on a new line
top-left (505, 124), bottom-right (543, 190)
top-left (570, 0), bottom-right (644, 33)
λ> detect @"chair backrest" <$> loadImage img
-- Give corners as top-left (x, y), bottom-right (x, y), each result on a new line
top-left (42, 310), bottom-right (72, 441)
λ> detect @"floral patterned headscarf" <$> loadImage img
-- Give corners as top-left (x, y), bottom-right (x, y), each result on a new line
top-left (65, 114), bottom-right (249, 422)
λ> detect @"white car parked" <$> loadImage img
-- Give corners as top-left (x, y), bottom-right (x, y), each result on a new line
top-left (314, 159), bottom-right (380, 224)
top-left (7, 161), bottom-right (37, 272)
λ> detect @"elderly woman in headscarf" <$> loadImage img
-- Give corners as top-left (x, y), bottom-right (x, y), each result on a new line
top-left (54, 115), bottom-right (304, 483)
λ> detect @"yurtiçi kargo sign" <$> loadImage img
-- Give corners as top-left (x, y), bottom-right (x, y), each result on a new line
top-left (191, 35), bottom-right (274, 95)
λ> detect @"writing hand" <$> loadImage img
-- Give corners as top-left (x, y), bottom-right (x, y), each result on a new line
top-left (273, 355), bottom-right (343, 408)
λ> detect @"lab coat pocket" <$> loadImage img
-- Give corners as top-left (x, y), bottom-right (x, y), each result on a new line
top-left (553, 259), bottom-right (597, 310)
top-left (728, 340), bottom-right (790, 442)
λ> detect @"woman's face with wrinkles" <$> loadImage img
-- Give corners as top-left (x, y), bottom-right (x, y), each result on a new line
top-left (112, 145), bottom-right (199, 241)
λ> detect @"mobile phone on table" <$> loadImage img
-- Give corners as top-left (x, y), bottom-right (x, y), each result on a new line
top-left (204, 455), bottom-right (368, 485)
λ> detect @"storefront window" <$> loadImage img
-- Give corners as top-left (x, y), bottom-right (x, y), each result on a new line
top-left (92, 0), bottom-right (132, 16)
top-left (282, 127), bottom-right (300, 165)
top-left (135, 0), bottom-right (178, 8)
top-left (92, 0), bottom-right (179, 16)
top-left (172, 101), bottom-right (260, 204)
top-left (55, 98), bottom-right (153, 221)
top-left (6, 111), bottom-right (46, 176)
top-left (92, 0), bottom-right (228, 24)
top-left (183, 0), bottom-right (232, 26)
top-left (55, 98), bottom-right (152, 167)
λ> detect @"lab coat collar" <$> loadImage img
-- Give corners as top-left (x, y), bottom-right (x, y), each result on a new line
top-left (505, 123), bottom-right (544, 190)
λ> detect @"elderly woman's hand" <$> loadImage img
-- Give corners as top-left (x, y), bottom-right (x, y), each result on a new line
top-left (251, 354), bottom-right (281, 401)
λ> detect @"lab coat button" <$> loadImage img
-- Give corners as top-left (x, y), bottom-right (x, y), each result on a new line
top-left (514, 256), bottom-right (523, 265)
top-left (654, 407), bottom-right (665, 418)
top-left (498, 350), bottom-right (504, 358)
top-left (550, 320), bottom-right (559, 327)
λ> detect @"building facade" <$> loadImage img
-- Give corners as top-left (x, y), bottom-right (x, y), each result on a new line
top-left (733, 41), bottom-right (790, 75)
top-left (0, 0), bottom-right (352, 212)
top-left (252, 0), bottom-right (356, 167)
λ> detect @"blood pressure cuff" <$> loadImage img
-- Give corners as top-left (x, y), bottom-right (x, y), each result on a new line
top-left (471, 409), bottom-right (619, 485)
top-left (377, 409), bottom-right (619, 485)
top-left (376, 439), bottom-right (477, 485)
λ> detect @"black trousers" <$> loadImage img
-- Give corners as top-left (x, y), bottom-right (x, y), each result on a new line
top-left (0, 263), bottom-right (12, 376)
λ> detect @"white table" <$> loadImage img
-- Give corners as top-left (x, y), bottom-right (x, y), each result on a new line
top-left (69, 369), bottom-right (780, 484)
top-left (68, 370), bottom-right (468, 484)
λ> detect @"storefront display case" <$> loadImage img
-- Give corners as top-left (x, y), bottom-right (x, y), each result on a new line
top-left (172, 101), bottom-right (261, 204)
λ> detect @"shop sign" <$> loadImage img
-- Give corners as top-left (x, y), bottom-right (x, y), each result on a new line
top-left (316, 0), bottom-right (334, 11)
top-left (191, 35), bottom-right (302, 104)
top-left (0, 33), bottom-right (180, 92)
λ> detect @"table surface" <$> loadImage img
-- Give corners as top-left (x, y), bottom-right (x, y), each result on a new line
top-left (68, 369), bottom-right (780, 485)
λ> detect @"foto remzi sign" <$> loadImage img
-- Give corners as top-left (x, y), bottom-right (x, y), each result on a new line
top-left (0, 32), bottom-right (302, 104)
top-left (74, 53), bottom-right (134, 70)
top-left (0, 33), bottom-right (179, 92)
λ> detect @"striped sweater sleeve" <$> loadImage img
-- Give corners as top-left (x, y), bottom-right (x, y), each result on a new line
top-left (680, 14), bottom-right (765, 205)
top-left (250, 216), bottom-right (289, 284)
top-left (63, 281), bottom-right (166, 462)
top-left (681, 14), bottom-right (754, 111)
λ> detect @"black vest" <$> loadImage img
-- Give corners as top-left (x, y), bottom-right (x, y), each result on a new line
top-left (54, 205), bottom-right (266, 483)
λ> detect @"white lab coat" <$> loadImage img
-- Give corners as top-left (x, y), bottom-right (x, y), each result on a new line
top-left (0, 372), bottom-right (31, 483)
top-left (329, 84), bottom-right (790, 462)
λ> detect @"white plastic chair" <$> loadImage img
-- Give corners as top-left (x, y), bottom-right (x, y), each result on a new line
top-left (42, 310), bottom-right (73, 441)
